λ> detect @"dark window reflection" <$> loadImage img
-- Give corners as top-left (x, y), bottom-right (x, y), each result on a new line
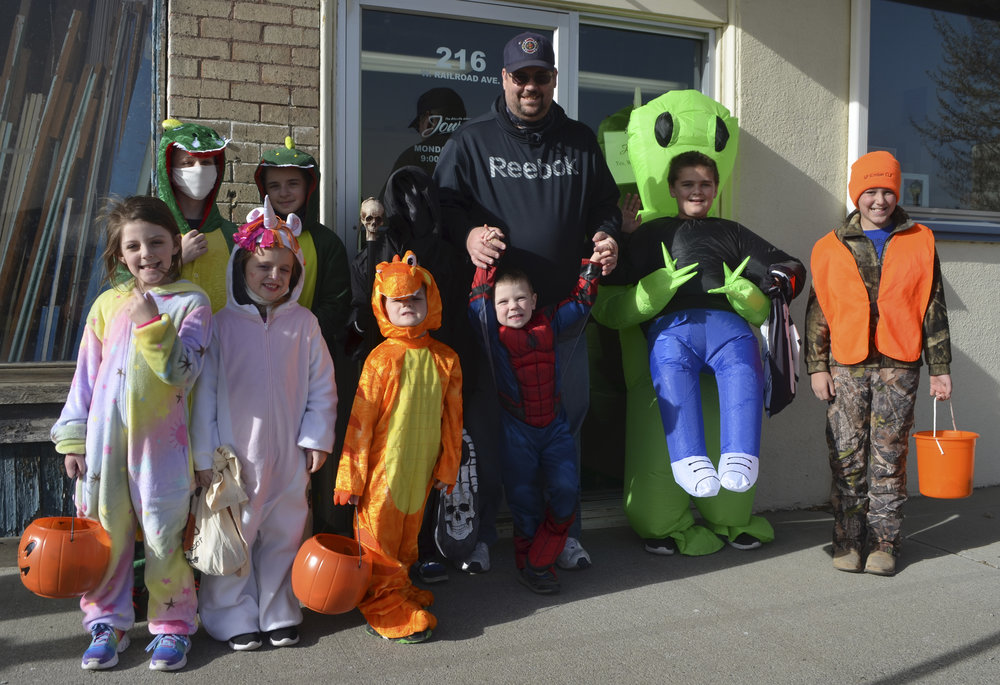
top-left (360, 10), bottom-right (546, 200)
top-left (359, 11), bottom-right (707, 205)
top-left (577, 24), bottom-right (702, 135)
top-left (0, 1), bottom-right (153, 362)
top-left (870, 0), bottom-right (1000, 211)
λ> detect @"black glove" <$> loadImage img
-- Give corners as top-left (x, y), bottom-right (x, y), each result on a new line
top-left (768, 262), bottom-right (803, 300)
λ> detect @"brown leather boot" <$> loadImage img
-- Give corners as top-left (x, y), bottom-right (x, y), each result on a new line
top-left (864, 550), bottom-right (896, 576)
top-left (832, 548), bottom-right (862, 573)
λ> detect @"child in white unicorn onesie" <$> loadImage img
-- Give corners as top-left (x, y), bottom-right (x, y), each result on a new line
top-left (191, 197), bottom-right (337, 651)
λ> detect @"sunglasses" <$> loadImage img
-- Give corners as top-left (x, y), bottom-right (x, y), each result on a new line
top-left (508, 70), bottom-right (554, 86)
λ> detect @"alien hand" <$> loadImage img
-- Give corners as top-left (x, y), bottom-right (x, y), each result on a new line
top-left (707, 256), bottom-right (769, 326)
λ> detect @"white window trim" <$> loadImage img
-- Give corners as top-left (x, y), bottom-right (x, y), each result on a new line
top-left (849, 0), bottom-right (1000, 241)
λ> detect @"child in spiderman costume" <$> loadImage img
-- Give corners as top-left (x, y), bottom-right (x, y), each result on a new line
top-left (468, 239), bottom-right (603, 594)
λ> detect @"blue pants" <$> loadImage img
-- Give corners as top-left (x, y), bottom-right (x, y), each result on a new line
top-left (500, 411), bottom-right (580, 539)
top-left (648, 309), bottom-right (763, 463)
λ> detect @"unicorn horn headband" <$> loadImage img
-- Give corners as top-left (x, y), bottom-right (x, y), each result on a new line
top-left (233, 195), bottom-right (302, 255)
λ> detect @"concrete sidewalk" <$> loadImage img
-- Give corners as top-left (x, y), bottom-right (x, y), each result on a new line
top-left (2, 488), bottom-right (998, 684)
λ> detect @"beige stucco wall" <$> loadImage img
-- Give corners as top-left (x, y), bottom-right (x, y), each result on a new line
top-left (727, 0), bottom-right (854, 509)
top-left (164, 0), bottom-right (999, 513)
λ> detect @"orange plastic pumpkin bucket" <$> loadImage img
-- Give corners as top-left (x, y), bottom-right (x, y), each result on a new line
top-left (913, 400), bottom-right (978, 499)
top-left (292, 533), bottom-right (372, 615)
top-left (18, 517), bottom-right (111, 598)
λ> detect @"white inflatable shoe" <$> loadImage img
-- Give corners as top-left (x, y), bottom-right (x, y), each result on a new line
top-left (718, 452), bottom-right (759, 492)
top-left (671, 456), bottom-right (721, 497)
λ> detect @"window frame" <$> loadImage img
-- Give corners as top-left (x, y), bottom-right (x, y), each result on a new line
top-left (849, 0), bottom-right (1000, 241)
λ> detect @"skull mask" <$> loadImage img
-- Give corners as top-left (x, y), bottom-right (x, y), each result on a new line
top-left (360, 197), bottom-right (385, 236)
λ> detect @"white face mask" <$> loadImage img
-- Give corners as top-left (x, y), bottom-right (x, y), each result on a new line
top-left (172, 164), bottom-right (218, 201)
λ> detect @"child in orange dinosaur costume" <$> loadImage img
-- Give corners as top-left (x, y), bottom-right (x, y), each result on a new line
top-left (335, 251), bottom-right (462, 643)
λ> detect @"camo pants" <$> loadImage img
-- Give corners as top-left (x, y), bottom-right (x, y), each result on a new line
top-left (825, 366), bottom-right (919, 553)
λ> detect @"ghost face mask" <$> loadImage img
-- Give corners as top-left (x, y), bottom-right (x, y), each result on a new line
top-left (172, 162), bottom-right (218, 201)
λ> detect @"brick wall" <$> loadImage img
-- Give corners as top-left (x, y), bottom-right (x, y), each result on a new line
top-left (165, 0), bottom-right (323, 222)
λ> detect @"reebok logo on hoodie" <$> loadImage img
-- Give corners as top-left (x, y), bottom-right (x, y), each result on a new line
top-left (489, 155), bottom-right (579, 180)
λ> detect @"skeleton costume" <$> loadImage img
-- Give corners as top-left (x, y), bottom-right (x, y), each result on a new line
top-left (52, 280), bottom-right (212, 636)
top-left (191, 198), bottom-right (337, 642)
top-left (336, 252), bottom-right (462, 640)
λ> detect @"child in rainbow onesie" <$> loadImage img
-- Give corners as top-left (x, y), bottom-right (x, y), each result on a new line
top-left (335, 251), bottom-right (462, 644)
top-left (468, 246), bottom-right (603, 594)
top-left (52, 196), bottom-right (212, 671)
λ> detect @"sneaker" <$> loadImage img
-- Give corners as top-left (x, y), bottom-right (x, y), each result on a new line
top-left (269, 627), bottom-right (300, 647)
top-left (81, 623), bottom-right (129, 670)
top-left (556, 537), bottom-right (591, 570)
top-left (644, 537), bottom-right (678, 556)
top-left (364, 624), bottom-right (432, 644)
top-left (228, 632), bottom-right (263, 651)
top-left (458, 541), bottom-right (490, 574)
top-left (146, 633), bottom-right (191, 671)
top-left (832, 548), bottom-right (863, 573)
top-left (415, 560), bottom-right (449, 584)
top-left (727, 533), bottom-right (763, 550)
top-left (865, 550), bottom-right (896, 576)
top-left (518, 567), bottom-right (560, 595)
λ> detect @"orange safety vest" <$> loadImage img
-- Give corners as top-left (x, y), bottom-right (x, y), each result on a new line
top-left (811, 223), bottom-right (935, 364)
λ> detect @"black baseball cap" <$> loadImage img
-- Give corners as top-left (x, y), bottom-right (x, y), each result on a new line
top-left (408, 87), bottom-right (467, 130)
top-left (502, 31), bottom-right (555, 72)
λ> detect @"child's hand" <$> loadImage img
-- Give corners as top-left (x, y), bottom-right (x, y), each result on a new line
top-left (195, 469), bottom-right (213, 489)
top-left (620, 193), bottom-right (643, 234)
top-left (467, 225), bottom-right (506, 268)
top-left (810, 371), bottom-right (836, 401)
top-left (432, 479), bottom-right (453, 495)
top-left (64, 454), bottom-right (86, 479)
top-left (306, 449), bottom-right (327, 474)
top-left (181, 229), bottom-right (208, 265)
top-left (592, 231), bottom-right (619, 275)
top-left (334, 489), bottom-right (359, 506)
top-left (929, 374), bottom-right (952, 401)
top-left (127, 289), bottom-right (159, 325)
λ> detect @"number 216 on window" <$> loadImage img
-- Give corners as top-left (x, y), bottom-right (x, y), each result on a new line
top-left (435, 48), bottom-right (486, 72)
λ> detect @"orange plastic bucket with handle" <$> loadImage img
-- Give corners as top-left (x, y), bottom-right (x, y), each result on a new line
top-left (291, 533), bottom-right (372, 614)
top-left (913, 399), bottom-right (977, 499)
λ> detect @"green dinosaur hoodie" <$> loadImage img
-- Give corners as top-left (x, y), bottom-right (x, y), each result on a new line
top-left (157, 119), bottom-right (236, 312)
top-left (255, 137), bottom-right (350, 347)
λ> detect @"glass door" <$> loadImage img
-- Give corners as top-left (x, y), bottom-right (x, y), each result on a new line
top-left (340, 0), bottom-right (568, 237)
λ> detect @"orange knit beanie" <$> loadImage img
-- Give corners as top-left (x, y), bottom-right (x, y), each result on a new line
top-left (849, 151), bottom-right (901, 207)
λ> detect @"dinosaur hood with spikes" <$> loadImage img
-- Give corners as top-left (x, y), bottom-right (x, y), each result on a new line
top-left (157, 118), bottom-right (231, 237)
top-left (371, 251), bottom-right (442, 341)
top-left (254, 136), bottom-right (320, 226)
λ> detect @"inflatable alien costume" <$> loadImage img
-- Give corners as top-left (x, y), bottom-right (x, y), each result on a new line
top-left (594, 91), bottom-right (787, 554)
